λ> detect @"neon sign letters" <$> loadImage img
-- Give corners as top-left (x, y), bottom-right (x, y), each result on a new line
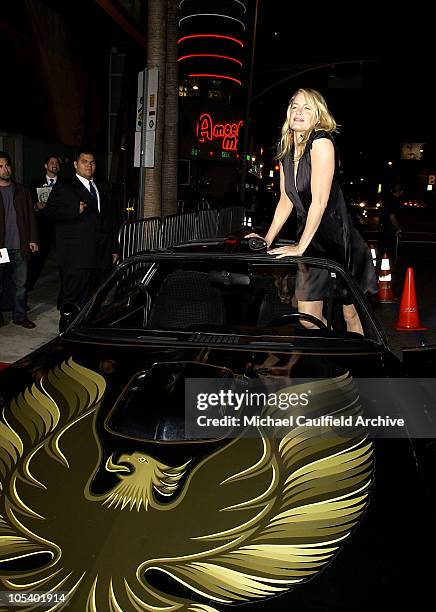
top-left (196, 113), bottom-right (243, 151)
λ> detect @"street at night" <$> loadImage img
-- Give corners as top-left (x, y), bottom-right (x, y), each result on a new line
top-left (1, 2), bottom-right (435, 611)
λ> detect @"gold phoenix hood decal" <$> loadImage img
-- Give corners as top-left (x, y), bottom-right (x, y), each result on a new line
top-left (0, 359), bottom-right (373, 611)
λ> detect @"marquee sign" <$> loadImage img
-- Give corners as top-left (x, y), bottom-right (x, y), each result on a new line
top-left (196, 113), bottom-right (243, 151)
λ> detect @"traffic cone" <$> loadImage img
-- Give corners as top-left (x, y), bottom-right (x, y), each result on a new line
top-left (395, 267), bottom-right (427, 331)
top-left (377, 253), bottom-right (396, 303)
top-left (369, 242), bottom-right (377, 267)
top-left (243, 214), bottom-right (252, 228)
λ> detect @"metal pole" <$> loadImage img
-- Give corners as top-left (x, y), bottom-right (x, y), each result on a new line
top-left (252, 59), bottom-right (378, 102)
top-left (240, 0), bottom-right (259, 205)
top-left (138, 68), bottom-right (148, 215)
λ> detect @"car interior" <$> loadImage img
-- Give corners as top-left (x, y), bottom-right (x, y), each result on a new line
top-left (82, 259), bottom-right (371, 340)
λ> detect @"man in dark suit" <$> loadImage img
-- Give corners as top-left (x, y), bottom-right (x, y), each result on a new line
top-left (27, 155), bottom-right (61, 291)
top-left (45, 150), bottom-right (119, 331)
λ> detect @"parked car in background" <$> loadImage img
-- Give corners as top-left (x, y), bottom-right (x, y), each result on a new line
top-left (344, 182), bottom-right (436, 238)
top-left (401, 198), bottom-right (427, 209)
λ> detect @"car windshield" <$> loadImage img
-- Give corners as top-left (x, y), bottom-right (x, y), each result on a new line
top-left (73, 255), bottom-right (381, 343)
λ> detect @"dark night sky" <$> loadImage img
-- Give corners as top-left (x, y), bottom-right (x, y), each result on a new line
top-left (250, 2), bottom-right (436, 179)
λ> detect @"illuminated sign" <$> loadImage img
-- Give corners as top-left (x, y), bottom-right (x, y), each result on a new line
top-left (196, 113), bottom-right (243, 151)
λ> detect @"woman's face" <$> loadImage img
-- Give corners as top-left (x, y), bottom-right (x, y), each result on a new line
top-left (289, 92), bottom-right (314, 133)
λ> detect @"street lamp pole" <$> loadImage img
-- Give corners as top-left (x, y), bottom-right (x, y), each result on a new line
top-left (252, 59), bottom-right (378, 101)
top-left (239, 0), bottom-right (259, 206)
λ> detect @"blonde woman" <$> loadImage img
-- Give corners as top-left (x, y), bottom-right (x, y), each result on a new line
top-left (249, 88), bottom-right (376, 334)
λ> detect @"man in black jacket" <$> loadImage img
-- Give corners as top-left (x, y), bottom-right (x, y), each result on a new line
top-left (45, 150), bottom-right (119, 331)
top-left (26, 154), bottom-right (61, 291)
top-left (0, 151), bottom-right (38, 328)
top-left (379, 182), bottom-right (403, 264)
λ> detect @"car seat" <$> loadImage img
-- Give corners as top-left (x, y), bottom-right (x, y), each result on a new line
top-left (147, 270), bottom-right (225, 330)
top-left (255, 276), bottom-right (298, 326)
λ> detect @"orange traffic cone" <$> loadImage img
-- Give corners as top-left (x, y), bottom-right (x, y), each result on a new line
top-left (369, 242), bottom-right (377, 267)
top-left (395, 267), bottom-right (427, 331)
top-left (377, 253), bottom-right (396, 303)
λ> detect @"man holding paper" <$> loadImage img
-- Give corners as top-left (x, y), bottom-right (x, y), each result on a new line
top-left (27, 155), bottom-right (61, 292)
top-left (0, 151), bottom-right (38, 328)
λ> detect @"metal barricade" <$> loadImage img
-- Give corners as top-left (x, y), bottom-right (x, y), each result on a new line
top-left (118, 206), bottom-right (247, 259)
top-left (161, 212), bottom-right (197, 249)
top-left (216, 206), bottom-right (232, 237)
top-left (230, 206), bottom-right (246, 233)
top-left (195, 209), bottom-right (219, 239)
top-left (118, 217), bottom-right (162, 259)
top-left (216, 205), bottom-right (246, 236)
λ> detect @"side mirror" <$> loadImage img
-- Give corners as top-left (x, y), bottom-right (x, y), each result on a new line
top-left (247, 237), bottom-right (267, 251)
top-left (59, 303), bottom-right (81, 333)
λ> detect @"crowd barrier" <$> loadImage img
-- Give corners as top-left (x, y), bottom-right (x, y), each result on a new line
top-left (119, 217), bottom-right (162, 260)
top-left (118, 206), bottom-right (246, 259)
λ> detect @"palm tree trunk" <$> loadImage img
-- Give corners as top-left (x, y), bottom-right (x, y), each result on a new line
top-left (143, 0), bottom-right (167, 218)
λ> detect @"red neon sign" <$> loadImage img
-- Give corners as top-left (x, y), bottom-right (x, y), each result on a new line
top-left (178, 54), bottom-right (243, 67)
top-left (178, 34), bottom-right (244, 47)
top-left (196, 113), bottom-right (243, 151)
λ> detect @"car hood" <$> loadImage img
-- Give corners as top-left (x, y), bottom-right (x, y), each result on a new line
top-left (0, 338), bottom-right (428, 611)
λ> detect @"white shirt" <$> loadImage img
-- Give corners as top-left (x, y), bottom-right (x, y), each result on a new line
top-left (76, 173), bottom-right (100, 212)
top-left (45, 175), bottom-right (57, 186)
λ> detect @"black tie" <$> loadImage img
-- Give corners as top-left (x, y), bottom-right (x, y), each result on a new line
top-left (49, 178), bottom-right (54, 186)
top-left (89, 180), bottom-right (97, 200)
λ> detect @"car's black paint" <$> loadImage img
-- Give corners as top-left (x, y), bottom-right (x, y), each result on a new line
top-left (0, 245), bottom-right (432, 611)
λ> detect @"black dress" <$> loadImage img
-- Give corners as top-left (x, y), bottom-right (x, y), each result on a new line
top-left (281, 129), bottom-right (377, 301)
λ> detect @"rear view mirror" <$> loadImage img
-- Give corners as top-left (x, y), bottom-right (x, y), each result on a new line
top-left (208, 270), bottom-right (251, 286)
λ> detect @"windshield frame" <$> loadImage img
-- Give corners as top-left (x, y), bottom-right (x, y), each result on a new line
top-left (66, 252), bottom-right (386, 347)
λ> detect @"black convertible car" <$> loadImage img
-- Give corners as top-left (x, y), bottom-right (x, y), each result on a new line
top-left (0, 238), bottom-right (433, 611)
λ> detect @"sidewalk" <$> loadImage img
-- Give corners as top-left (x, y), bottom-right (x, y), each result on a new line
top-left (0, 253), bottom-right (59, 364)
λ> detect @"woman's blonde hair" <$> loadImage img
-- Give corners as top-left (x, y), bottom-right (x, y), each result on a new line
top-left (276, 88), bottom-right (337, 160)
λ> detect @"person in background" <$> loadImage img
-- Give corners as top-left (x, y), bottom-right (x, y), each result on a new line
top-left (0, 151), bottom-right (38, 328)
top-left (26, 155), bottom-right (61, 291)
top-left (379, 182), bottom-right (403, 263)
top-left (44, 150), bottom-right (119, 331)
top-left (247, 88), bottom-right (377, 334)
